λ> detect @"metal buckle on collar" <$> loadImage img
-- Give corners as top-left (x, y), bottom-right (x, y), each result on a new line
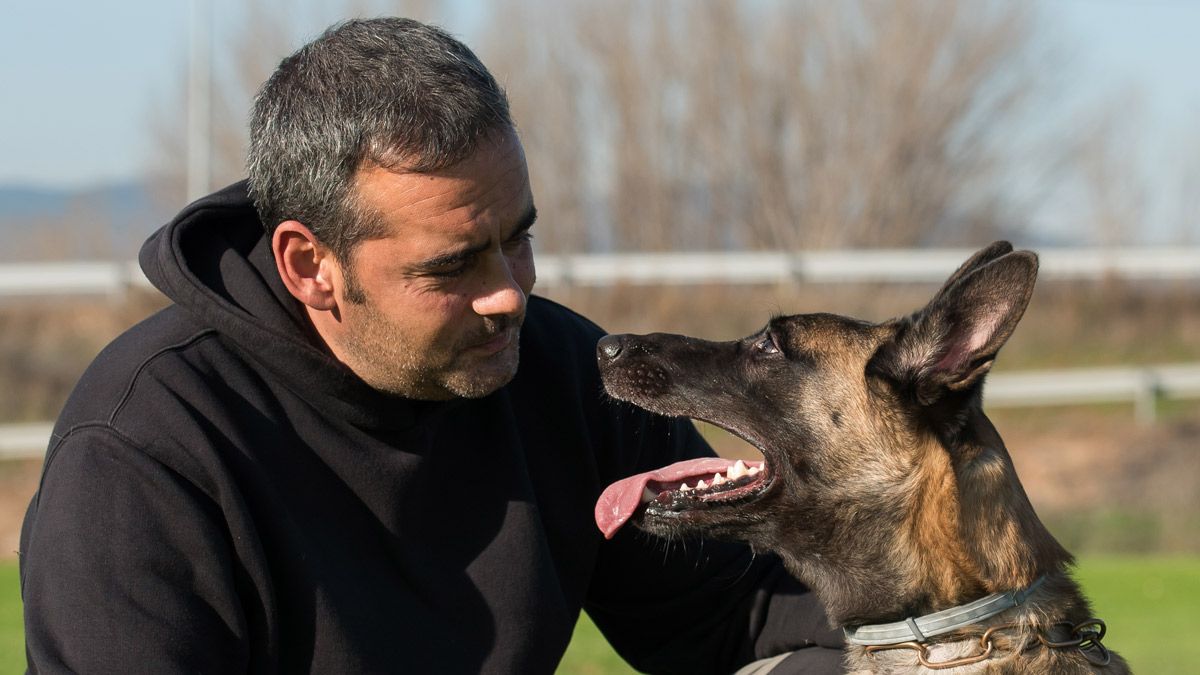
top-left (1038, 619), bottom-right (1112, 667)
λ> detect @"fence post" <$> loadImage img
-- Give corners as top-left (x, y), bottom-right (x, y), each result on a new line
top-left (1134, 371), bottom-right (1158, 426)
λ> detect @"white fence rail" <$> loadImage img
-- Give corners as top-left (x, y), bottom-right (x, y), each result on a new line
top-left (1, 363), bottom-right (1197, 459)
top-left (985, 363), bottom-right (1200, 425)
top-left (0, 261), bottom-right (153, 297)
top-left (2, 247), bottom-right (1200, 296)
top-left (538, 247), bottom-right (1200, 286)
top-left (2, 248), bottom-right (1195, 455)
top-left (0, 423), bottom-right (54, 460)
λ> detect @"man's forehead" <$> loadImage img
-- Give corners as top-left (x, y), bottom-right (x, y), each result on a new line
top-left (361, 128), bottom-right (525, 186)
top-left (347, 152), bottom-right (533, 272)
top-left (355, 139), bottom-right (530, 229)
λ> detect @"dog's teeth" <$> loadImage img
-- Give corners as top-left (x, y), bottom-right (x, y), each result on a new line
top-left (712, 473), bottom-right (726, 485)
top-left (748, 466), bottom-right (760, 476)
top-left (680, 482), bottom-right (692, 491)
top-left (697, 479), bottom-right (709, 489)
top-left (728, 460), bottom-right (748, 479)
top-left (641, 486), bottom-right (658, 503)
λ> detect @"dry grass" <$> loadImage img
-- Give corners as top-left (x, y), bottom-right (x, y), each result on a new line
top-left (3, 279), bottom-right (1197, 422)
top-left (0, 279), bottom-right (1196, 554)
top-left (0, 291), bottom-right (168, 423)
top-left (543, 280), bottom-right (1200, 367)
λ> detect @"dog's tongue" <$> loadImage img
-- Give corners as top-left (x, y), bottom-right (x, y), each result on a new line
top-left (594, 457), bottom-right (742, 539)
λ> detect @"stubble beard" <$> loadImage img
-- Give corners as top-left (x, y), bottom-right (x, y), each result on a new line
top-left (338, 298), bottom-right (522, 400)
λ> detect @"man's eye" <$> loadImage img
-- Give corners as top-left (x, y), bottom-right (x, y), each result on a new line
top-left (505, 231), bottom-right (534, 247)
top-left (428, 266), bottom-right (467, 278)
top-left (755, 334), bottom-right (780, 355)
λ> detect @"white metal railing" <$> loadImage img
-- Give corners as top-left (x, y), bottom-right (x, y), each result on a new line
top-left (538, 247), bottom-right (1200, 286)
top-left (1, 363), bottom-right (1196, 459)
top-left (0, 423), bottom-right (54, 460)
top-left (0, 261), bottom-right (152, 297)
top-left (985, 362), bottom-right (1200, 425)
top-left (2, 247), bottom-right (1200, 296)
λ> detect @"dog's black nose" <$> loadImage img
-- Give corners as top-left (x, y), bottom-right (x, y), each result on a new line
top-left (597, 334), bottom-right (624, 360)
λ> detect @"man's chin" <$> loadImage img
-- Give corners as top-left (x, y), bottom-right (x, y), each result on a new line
top-left (441, 341), bottom-right (521, 399)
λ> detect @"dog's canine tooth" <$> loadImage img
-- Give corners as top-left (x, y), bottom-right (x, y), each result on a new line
top-left (728, 460), bottom-right (748, 479)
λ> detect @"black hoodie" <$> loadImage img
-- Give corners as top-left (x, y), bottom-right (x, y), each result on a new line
top-left (19, 181), bottom-right (838, 674)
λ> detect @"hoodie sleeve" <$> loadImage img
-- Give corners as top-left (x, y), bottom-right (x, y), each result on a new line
top-left (20, 427), bottom-right (250, 674)
top-left (584, 414), bottom-right (843, 675)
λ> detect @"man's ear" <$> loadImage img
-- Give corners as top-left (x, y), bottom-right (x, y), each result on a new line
top-left (272, 220), bottom-right (339, 311)
top-left (870, 247), bottom-right (1038, 406)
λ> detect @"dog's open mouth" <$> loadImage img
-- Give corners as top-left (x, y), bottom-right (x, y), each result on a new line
top-left (594, 457), bottom-right (771, 539)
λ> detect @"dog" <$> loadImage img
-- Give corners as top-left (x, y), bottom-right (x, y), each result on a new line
top-left (594, 242), bottom-right (1127, 673)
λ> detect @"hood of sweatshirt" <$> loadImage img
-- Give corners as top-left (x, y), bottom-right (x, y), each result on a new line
top-left (139, 180), bottom-right (430, 430)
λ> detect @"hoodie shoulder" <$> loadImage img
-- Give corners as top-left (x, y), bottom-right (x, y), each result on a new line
top-left (52, 306), bottom-right (219, 440)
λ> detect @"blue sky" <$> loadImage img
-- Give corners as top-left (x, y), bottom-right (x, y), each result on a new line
top-left (1056, 0), bottom-right (1200, 129)
top-left (1, 0), bottom-right (1198, 193)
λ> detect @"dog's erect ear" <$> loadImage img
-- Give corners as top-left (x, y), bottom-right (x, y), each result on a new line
top-left (872, 246), bottom-right (1038, 406)
top-left (933, 241), bottom-right (1014, 297)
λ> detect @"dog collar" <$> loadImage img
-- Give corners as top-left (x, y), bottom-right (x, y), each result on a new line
top-left (842, 576), bottom-right (1047, 647)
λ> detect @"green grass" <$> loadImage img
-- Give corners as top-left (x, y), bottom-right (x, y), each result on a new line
top-left (560, 556), bottom-right (1200, 674)
top-left (1073, 556), bottom-right (1200, 674)
top-left (0, 563), bottom-right (21, 670)
top-left (2, 557), bottom-right (1195, 673)
top-left (558, 614), bottom-right (637, 674)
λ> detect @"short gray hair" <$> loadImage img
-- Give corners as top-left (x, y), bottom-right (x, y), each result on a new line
top-left (247, 17), bottom-right (513, 263)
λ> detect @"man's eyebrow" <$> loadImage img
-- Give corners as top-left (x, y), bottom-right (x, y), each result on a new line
top-left (507, 205), bottom-right (538, 239)
top-left (414, 241), bottom-right (489, 272)
top-left (412, 205), bottom-right (538, 272)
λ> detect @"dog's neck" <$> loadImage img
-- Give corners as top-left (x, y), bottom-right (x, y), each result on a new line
top-left (840, 576), bottom-right (1109, 674)
top-left (843, 575), bottom-right (1046, 645)
top-left (784, 409), bottom-right (1073, 629)
top-left (941, 411), bottom-right (1073, 591)
top-left (813, 410), bottom-right (1100, 671)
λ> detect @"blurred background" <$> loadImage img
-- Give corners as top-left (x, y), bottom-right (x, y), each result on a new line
top-left (1, 0), bottom-right (1197, 672)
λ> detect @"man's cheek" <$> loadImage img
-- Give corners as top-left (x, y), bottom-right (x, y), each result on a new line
top-left (520, 263), bottom-right (536, 295)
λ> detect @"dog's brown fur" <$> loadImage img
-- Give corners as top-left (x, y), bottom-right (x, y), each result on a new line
top-left (597, 243), bottom-right (1128, 673)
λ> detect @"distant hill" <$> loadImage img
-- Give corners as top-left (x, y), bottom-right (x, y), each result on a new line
top-left (0, 182), bottom-right (173, 260)
top-left (0, 182), bottom-right (162, 222)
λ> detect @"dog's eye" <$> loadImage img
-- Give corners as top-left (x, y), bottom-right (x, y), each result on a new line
top-left (755, 334), bottom-right (780, 355)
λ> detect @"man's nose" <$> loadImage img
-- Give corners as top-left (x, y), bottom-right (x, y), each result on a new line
top-left (472, 256), bottom-right (527, 318)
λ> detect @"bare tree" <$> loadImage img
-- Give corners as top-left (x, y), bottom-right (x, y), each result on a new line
top-left (479, 0), bottom-right (1045, 251)
top-left (1071, 101), bottom-right (1149, 246)
top-left (146, 0), bottom-right (447, 209)
top-left (148, 0), bottom-right (1046, 252)
top-left (1171, 131), bottom-right (1200, 245)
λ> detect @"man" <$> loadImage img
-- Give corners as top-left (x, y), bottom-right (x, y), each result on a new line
top-left (20, 18), bottom-right (841, 674)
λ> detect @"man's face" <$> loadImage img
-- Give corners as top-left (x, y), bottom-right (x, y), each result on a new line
top-left (326, 130), bottom-right (537, 400)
